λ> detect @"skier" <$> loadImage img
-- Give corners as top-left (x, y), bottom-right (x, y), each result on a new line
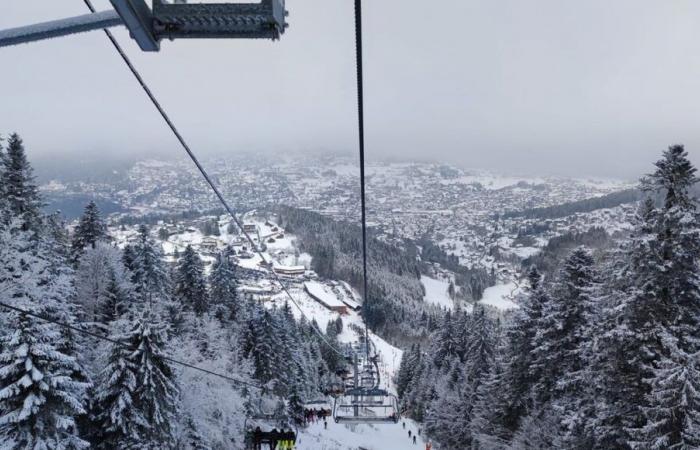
top-left (409, 430), bottom-right (412, 438)
top-left (253, 427), bottom-right (262, 450)
top-left (270, 428), bottom-right (279, 450)
top-left (403, 422), bottom-right (406, 429)
top-left (413, 435), bottom-right (417, 445)
top-left (324, 420), bottom-right (328, 430)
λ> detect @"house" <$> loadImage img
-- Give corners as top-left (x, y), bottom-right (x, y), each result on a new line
top-left (165, 225), bottom-right (180, 236)
top-left (304, 281), bottom-right (348, 314)
top-left (243, 223), bottom-right (259, 234)
top-left (238, 284), bottom-right (275, 302)
top-left (200, 236), bottom-right (219, 253)
top-left (238, 250), bottom-right (254, 259)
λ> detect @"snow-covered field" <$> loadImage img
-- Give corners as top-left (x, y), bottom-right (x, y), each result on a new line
top-left (479, 282), bottom-right (520, 310)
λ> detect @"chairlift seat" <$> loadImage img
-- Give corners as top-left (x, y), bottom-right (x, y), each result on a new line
top-left (332, 388), bottom-right (400, 425)
top-left (334, 415), bottom-right (400, 425)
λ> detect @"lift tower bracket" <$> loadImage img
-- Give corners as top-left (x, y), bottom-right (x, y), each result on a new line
top-left (109, 0), bottom-right (159, 51)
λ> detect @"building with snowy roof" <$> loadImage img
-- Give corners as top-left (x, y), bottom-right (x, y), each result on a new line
top-left (304, 281), bottom-right (348, 314)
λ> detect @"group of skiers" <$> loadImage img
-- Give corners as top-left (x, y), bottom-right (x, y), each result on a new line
top-left (251, 427), bottom-right (296, 449)
top-left (403, 422), bottom-right (429, 447)
top-left (303, 407), bottom-right (330, 425)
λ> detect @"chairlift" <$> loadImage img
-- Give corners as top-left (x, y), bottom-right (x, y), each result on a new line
top-left (332, 387), bottom-right (400, 425)
top-left (331, 349), bottom-right (400, 425)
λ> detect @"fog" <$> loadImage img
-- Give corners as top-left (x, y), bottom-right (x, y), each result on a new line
top-left (1, 0), bottom-right (700, 178)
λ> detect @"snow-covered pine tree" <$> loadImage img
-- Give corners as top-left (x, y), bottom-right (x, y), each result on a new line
top-left (0, 311), bottom-right (91, 449)
top-left (590, 199), bottom-right (660, 448)
top-left (244, 306), bottom-right (281, 385)
top-left (422, 305), bottom-right (498, 448)
top-left (430, 310), bottom-right (458, 369)
top-left (0, 204), bottom-right (90, 448)
top-left (0, 141), bottom-right (95, 448)
top-left (131, 225), bottom-right (170, 307)
top-left (635, 145), bottom-right (700, 448)
top-left (424, 356), bottom-right (473, 448)
top-left (0, 133), bottom-right (42, 230)
top-left (174, 245), bottom-right (208, 315)
top-left (178, 416), bottom-right (211, 450)
top-left (491, 267), bottom-right (550, 439)
top-left (70, 201), bottom-right (108, 263)
top-left (75, 242), bottom-right (131, 324)
top-left (401, 354), bottom-right (432, 421)
top-left (99, 267), bottom-right (129, 324)
top-left (209, 248), bottom-right (242, 322)
top-left (122, 244), bottom-right (136, 274)
top-left (471, 344), bottom-right (510, 450)
top-left (319, 315), bottom-right (344, 375)
top-left (45, 211), bottom-right (71, 263)
top-left (529, 246), bottom-right (598, 445)
top-left (287, 386), bottom-right (305, 427)
top-left (463, 304), bottom-right (497, 384)
top-left (90, 325), bottom-right (144, 448)
top-left (273, 304), bottom-right (316, 397)
top-left (531, 247), bottom-right (595, 400)
top-left (122, 318), bottom-right (180, 448)
top-left (92, 317), bottom-right (179, 448)
top-left (509, 407), bottom-right (565, 450)
top-left (396, 344), bottom-right (421, 399)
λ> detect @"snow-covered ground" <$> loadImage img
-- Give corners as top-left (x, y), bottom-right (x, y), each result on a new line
top-left (479, 282), bottom-right (520, 310)
top-left (509, 246), bottom-right (540, 258)
top-left (421, 275), bottom-right (454, 310)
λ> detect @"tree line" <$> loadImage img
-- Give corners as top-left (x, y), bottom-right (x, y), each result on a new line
top-left (501, 188), bottom-right (642, 220)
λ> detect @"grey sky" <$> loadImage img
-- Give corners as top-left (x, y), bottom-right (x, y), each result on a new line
top-left (1, 0), bottom-right (700, 178)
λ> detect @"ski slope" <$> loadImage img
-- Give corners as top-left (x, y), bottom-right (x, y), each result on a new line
top-left (297, 418), bottom-right (428, 450)
top-left (421, 275), bottom-right (454, 310)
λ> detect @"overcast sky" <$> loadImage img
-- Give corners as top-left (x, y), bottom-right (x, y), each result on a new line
top-left (1, 0), bottom-right (700, 178)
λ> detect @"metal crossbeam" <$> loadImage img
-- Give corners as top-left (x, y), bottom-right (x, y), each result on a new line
top-left (0, 10), bottom-right (123, 48)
